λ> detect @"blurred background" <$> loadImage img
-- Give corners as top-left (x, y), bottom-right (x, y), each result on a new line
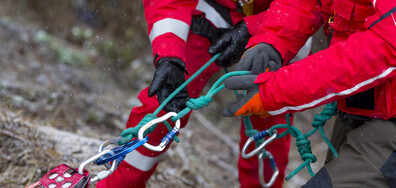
top-left (0, 1), bottom-right (334, 187)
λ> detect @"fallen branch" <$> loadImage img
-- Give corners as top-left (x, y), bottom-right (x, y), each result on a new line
top-left (0, 129), bottom-right (26, 144)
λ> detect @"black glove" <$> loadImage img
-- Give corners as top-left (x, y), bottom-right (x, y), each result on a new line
top-left (221, 43), bottom-right (283, 117)
top-left (190, 15), bottom-right (226, 44)
top-left (148, 57), bottom-right (190, 112)
top-left (208, 21), bottom-right (251, 67)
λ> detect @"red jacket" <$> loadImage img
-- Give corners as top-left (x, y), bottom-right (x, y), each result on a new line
top-left (248, 0), bottom-right (396, 119)
top-left (143, 0), bottom-right (272, 64)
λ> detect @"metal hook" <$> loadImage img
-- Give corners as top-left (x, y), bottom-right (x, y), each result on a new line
top-left (138, 112), bottom-right (181, 152)
top-left (95, 137), bottom-right (149, 168)
top-left (258, 151), bottom-right (279, 188)
top-left (98, 136), bottom-right (123, 153)
top-left (241, 130), bottom-right (278, 159)
top-left (78, 149), bottom-right (118, 183)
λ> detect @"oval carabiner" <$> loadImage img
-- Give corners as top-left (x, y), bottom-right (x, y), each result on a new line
top-left (258, 151), bottom-right (279, 188)
top-left (241, 130), bottom-right (278, 159)
top-left (138, 112), bottom-right (181, 152)
top-left (98, 136), bottom-right (123, 153)
top-left (78, 149), bottom-right (118, 183)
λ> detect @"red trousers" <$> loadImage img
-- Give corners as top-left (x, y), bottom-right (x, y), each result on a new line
top-left (97, 33), bottom-right (290, 188)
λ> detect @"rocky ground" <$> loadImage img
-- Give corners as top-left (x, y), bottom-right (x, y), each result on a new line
top-left (0, 1), bottom-right (334, 188)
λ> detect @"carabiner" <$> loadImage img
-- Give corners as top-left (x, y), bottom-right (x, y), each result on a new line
top-left (98, 136), bottom-right (123, 153)
top-left (241, 130), bottom-right (278, 159)
top-left (138, 112), bottom-right (181, 152)
top-left (258, 151), bottom-right (279, 188)
top-left (78, 149), bottom-right (118, 183)
top-left (95, 137), bottom-right (149, 167)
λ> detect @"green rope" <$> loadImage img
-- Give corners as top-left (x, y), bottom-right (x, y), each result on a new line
top-left (119, 53), bottom-right (250, 144)
top-left (268, 103), bottom-right (338, 180)
top-left (225, 66), bottom-right (268, 159)
top-left (171, 70), bottom-right (250, 121)
top-left (119, 53), bottom-right (220, 144)
top-left (118, 51), bottom-right (339, 182)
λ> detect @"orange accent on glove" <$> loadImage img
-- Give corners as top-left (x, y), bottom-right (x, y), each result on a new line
top-left (234, 92), bottom-right (270, 118)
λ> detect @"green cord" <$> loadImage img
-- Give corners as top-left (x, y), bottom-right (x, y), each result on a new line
top-left (120, 53), bottom-right (250, 144)
top-left (119, 51), bottom-right (339, 182)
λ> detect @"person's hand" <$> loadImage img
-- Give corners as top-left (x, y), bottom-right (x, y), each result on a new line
top-left (222, 43), bottom-right (283, 117)
top-left (148, 57), bottom-right (189, 112)
top-left (235, 43), bottom-right (283, 74)
top-left (208, 21), bottom-right (251, 67)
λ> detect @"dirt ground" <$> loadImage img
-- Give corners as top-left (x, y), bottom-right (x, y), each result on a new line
top-left (0, 1), bottom-right (335, 188)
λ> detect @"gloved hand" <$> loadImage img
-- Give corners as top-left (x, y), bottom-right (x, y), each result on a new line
top-left (208, 21), bottom-right (251, 67)
top-left (222, 43), bottom-right (283, 117)
top-left (148, 57), bottom-right (190, 112)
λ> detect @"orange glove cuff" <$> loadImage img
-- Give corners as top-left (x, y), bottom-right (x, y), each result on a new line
top-left (234, 92), bottom-right (270, 118)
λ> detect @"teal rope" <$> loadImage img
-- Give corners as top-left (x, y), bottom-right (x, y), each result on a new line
top-left (119, 113), bottom-right (177, 145)
top-left (225, 66), bottom-right (267, 159)
top-left (119, 54), bottom-right (220, 144)
top-left (154, 53), bottom-right (221, 115)
top-left (268, 103), bottom-right (338, 180)
top-left (171, 70), bottom-right (250, 121)
top-left (118, 51), bottom-right (339, 182)
top-left (120, 53), bottom-right (250, 144)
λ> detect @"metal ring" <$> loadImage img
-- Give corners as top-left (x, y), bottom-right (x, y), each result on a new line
top-left (138, 112), bottom-right (181, 152)
top-left (258, 151), bottom-right (279, 188)
top-left (98, 136), bottom-right (123, 153)
top-left (95, 137), bottom-right (149, 166)
top-left (78, 149), bottom-right (117, 177)
top-left (241, 131), bottom-right (278, 159)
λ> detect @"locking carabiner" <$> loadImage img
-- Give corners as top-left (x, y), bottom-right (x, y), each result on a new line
top-left (138, 112), bottom-right (181, 152)
top-left (241, 130), bottom-right (278, 159)
top-left (78, 149), bottom-right (118, 183)
top-left (94, 136), bottom-right (148, 168)
top-left (258, 151), bottom-right (279, 188)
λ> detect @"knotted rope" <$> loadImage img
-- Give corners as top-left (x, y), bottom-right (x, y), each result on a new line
top-left (118, 52), bottom-right (339, 181)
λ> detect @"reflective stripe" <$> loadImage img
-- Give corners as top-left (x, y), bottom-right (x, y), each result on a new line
top-left (123, 150), bottom-right (164, 172)
top-left (196, 0), bottom-right (232, 28)
top-left (268, 67), bottom-right (396, 115)
top-left (373, 0), bottom-right (377, 8)
top-left (392, 14), bottom-right (396, 27)
top-left (149, 18), bottom-right (189, 43)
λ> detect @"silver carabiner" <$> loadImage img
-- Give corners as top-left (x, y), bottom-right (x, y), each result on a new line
top-left (241, 130), bottom-right (278, 159)
top-left (258, 151), bottom-right (279, 188)
top-left (98, 136), bottom-right (123, 153)
top-left (98, 136), bottom-right (124, 169)
top-left (78, 149), bottom-right (118, 183)
top-left (138, 112), bottom-right (181, 152)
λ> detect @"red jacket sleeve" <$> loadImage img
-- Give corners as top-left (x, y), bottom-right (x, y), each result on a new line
top-left (243, 11), bottom-right (268, 36)
top-left (246, 0), bottom-right (324, 63)
top-left (143, 0), bottom-right (198, 63)
top-left (254, 0), bottom-right (396, 116)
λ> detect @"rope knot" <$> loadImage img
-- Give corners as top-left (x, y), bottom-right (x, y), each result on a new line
top-left (312, 102), bottom-right (338, 128)
top-left (296, 135), bottom-right (317, 163)
top-left (186, 96), bottom-right (212, 110)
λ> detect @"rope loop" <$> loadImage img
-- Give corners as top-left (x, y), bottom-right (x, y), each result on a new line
top-left (119, 114), bottom-right (157, 144)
